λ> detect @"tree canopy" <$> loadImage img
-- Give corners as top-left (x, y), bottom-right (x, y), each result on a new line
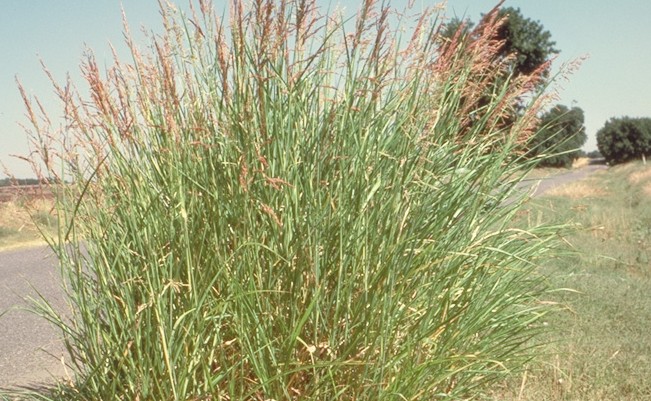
top-left (597, 117), bottom-right (651, 165)
top-left (440, 6), bottom-right (567, 162)
top-left (441, 7), bottom-right (558, 79)
top-left (529, 105), bottom-right (587, 167)
top-left (495, 7), bottom-right (558, 77)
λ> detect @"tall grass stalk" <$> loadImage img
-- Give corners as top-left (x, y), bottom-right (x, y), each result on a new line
top-left (10, 1), bottom-right (563, 399)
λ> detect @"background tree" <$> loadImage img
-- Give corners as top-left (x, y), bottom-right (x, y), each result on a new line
top-left (438, 17), bottom-right (474, 45)
top-left (528, 104), bottom-right (587, 167)
top-left (440, 6), bottom-right (558, 79)
top-left (597, 117), bottom-right (651, 164)
top-left (494, 7), bottom-right (558, 77)
top-left (438, 5), bottom-right (560, 143)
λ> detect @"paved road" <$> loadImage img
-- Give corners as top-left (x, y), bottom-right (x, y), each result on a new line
top-left (0, 163), bottom-right (608, 391)
top-left (522, 163), bottom-right (609, 197)
top-left (0, 246), bottom-right (68, 391)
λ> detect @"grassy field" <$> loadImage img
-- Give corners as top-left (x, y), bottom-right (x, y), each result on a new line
top-left (492, 160), bottom-right (651, 401)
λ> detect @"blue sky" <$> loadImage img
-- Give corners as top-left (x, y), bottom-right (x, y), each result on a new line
top-left (2, 1), bottom-right (650, 178)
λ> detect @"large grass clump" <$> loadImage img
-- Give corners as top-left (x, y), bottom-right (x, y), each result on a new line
top-left (11, 1), bottom-right (563, 399)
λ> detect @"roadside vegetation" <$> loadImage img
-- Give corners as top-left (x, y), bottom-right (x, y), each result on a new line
top-left (0, 192), bottom-right (54, 251)
top-left (6, 160), bottom-right (651, 400)
top-left (4, 0), bottom-right (649, 399)
top-left (3, 1), bottom-right (567, 400)
top-left (10, 1), bottom-right (650, 400)
top-left (491, 161), bottom-right (651, 400)
top-left (597, 117), bottom-right (651, 165)
top-left (527, 105), bottom-right (587, 168)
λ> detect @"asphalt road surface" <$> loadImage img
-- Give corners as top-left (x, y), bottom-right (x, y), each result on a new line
top-left (0, 246), bottom-right (68, 391)
top-left (524, 163), bottom-right (608, 197)
top-left (0, 163), bottom-right (609, 391)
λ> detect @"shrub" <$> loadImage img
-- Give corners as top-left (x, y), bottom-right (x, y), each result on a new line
top-left (12, 1), bottom-right (562, 400)
top-left (0, 226), bottom-right (18, 240)
top-left (528, 104), bottom-right (587, 168)
top-left (597, 117), bottom-right (651, 164)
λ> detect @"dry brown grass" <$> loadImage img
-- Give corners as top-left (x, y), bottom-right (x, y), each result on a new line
top-left (544, 180), bottom-right (608, 199)
top-left (643, 183), bottom-right (651, 197)
top-left (624, 163), bottom-right (651, 196)
top-left (571, 157), bottom-right (590, 169)
top-left (0, 197), bottom-right (54, 251)
top-left (628, 165), bottom-right (651, 184)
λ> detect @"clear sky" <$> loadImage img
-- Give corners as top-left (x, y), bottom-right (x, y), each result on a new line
top-left (2, 1), bottom-right (650, 178)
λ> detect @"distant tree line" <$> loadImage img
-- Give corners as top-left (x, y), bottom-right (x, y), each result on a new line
top-left (0, 177), bottom-right (58, 187)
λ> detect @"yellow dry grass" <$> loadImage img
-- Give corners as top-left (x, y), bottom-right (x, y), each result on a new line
top-left (571, 157), bottom-right (591, 169)
top-left (628, 165), bottom-right (651, 184)
top-left (0, 198), bottom-right (54, 251)
top-left (644, 183), bottom-right (651, 197)
top-left (624, 164), bottom-right (651, 197)
top-left (544, 180), bottom-right (608, 199)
